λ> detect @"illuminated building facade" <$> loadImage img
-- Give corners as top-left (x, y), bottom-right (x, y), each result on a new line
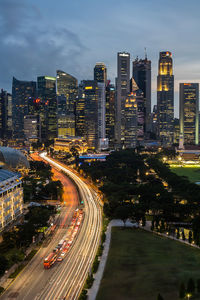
top-left (56, 70), bottom-right (78, 137)
top-left (179, 83), bottom-right (199, 145)
top-left (0, 90), bottom-right (12, 139)
top-left (82, 81), bottom-right (98, 148)
top-left (157, 51), bottom-right (174, 145)
top-left (105, 83), bottom-right (115, 148)
top-left (116, 52), bottom-right (130, 146)
top-left (76, 82), bottom-right (86, 138)
top-left (54, 137), bottom-right (88, 154)
top-left (12, 77), bottom-right (36, 139)
top-left (94, 63), bottom-right (107, 83)
top-left (37, 76), bottom-right (57, 141)
top-left (0, 169), bottom-right (23, 232)
top-left (24, 115), bottom-right (41, 142)
top-left (124, 93), bottom-right (138, 148)
top-left (132, 57), bottom-right (151, 133)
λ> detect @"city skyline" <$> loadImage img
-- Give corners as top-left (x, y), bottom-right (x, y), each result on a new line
top-left (1, 0), bottom-right (200, 117)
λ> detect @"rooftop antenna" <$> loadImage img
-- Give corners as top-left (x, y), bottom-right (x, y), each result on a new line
top-left (144, 47), bottom-right (147, 59)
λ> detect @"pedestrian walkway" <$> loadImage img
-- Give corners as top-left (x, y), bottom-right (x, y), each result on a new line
top-left (88, 219), bottom-right (137, 300)
top-left (88, 219), bottom-right (200, 300)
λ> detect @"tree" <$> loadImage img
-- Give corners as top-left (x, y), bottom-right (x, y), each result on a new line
top-left (189, 231), bottom-right (193, 244)
top-left (157, 294), bottom-right (164, 300)
top-left (176, 228), bottom-right (180, 240)
top-left (115, 205), bottom-right (131, 226)
top-left (179, 282), bottom-right (186, 299)
top-left (187, 278), bottom-right (195, 294)
top-left (0, 256), bottom-right (8, 276)
top-left (197, 278), bottom-right (200, 293)
top-left (151, 220), bottom-right (155, 231)
top-left (142, 215), bottom-right (146, 227)
top-left (182, 231), bottom-right (185, 241)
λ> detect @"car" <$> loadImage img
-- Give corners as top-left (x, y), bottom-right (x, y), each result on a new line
top-left (57, 256), bottom-right (63, 262)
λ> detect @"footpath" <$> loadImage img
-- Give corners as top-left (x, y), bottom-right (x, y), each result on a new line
top-left (88, 219), bottom-right (200, 300)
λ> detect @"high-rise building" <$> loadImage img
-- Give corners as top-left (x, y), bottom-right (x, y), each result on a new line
top-left (12, 77), bottom-right (36, 139)
top-left (97, 82), bottom-right (107, 149)
top-left (0, 89), bottom-right (12, 139)
top-left (157, 51), bottom-right (174, 145)
top-left (105, 83), bottom-right (115, 148)
top-left (116, 52), bottom-right (130, 146)
top-left (124, 92), bottom-right (138, 148)
top-left (56, 70), bottom-right (78, 137)
top-left (37, 76), bottom-right (57, 141)
top-left (132, 57), bottom-right (151, 133)
top-left (94, 63), bottom-right (107, 83)
top-left (179, 83), bottom-right (199, 145)
top-left (24, 115), bottom-right (41, 143)
top-left (76, 82), bottom-right (86, 138)
top-left (79, 80), bottom-right (98, 148)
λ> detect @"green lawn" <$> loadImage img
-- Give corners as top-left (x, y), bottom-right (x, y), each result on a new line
top-left (170, 166), bottom-right (200, 183)
top-left (96, 228), bottom-right (200, 300)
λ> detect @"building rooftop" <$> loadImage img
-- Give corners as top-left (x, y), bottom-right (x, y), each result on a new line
top-left (0, 169), bottom-right (18, 182)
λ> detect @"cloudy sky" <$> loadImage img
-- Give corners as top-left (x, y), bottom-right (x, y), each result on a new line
top-left (1, 0), bottom-right (200, 117)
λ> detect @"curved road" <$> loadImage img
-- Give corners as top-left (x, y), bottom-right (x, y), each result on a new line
top-left (1, 153), bottom-right (102, 300)
top-left (39, 153), bottom-right (102, 300)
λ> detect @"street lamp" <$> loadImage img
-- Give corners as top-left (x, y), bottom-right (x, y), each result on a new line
top-left (163, 157), bottom-right (167, 163)
top-left (186, 293), bottom-right (192, 300)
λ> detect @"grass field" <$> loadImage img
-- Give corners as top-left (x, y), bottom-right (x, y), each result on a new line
top-left (96, 228), bottom-right (200, 300)
top-left (170, 166), bottom-right (200, 183)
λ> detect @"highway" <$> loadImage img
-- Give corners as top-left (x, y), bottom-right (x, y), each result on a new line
top-left (1, 153), bottom-right (102, 300)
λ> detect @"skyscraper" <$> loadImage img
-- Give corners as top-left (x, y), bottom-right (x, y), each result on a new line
top-left (116, 52), bottom-right (130, 146)
top-left (105, 83), bottom-right (115, 148)
top-left (157, 51), bottom-right (174, 145)
top-left (94, 63), bottom-right (107, 83)
top-left (179, 83), bottom-right (199, 145)
top-left (0, 89), bottom-right (12, 139)
top-left (37, 76), bottom-right (57, 141)
top-left (56, 70), bottom-right (78, 137)
top-left (79, 80), bottom-right (98, 148)
top-left (12, 77), bottom-right (36, 139)
top-left (124, 93), bottom-right (138, 148)
top-left (132, 56), bottom-right (151, 133)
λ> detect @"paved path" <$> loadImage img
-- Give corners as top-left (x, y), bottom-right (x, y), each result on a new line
top-left (88, 219), bottom-right (137, 300)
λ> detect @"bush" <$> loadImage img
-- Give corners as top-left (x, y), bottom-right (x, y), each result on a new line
top-left (85, 273), bottom-right (94, 289)
top-left (92, 256), bottom-right (100, 274)
top-left (78, 289), bottom-right (87, 300)
top-left (179, 282), bottom-right (186, 299)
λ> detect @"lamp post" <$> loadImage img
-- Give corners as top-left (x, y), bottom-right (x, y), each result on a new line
top-left (186, 293), bottom-right (191, 300)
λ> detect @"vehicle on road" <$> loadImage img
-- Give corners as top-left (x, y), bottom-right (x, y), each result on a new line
top-left (43, 252), bottom-right (58, 269)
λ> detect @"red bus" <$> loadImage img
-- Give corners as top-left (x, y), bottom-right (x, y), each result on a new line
top-left (43, 252), bottom-right (58, 269)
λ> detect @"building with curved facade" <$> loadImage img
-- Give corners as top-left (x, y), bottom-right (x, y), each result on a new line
top-left (0, 147), bottom-right (29, 170)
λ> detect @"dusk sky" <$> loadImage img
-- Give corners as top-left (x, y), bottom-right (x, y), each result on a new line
top-left (1, 0), bottom-right (200, 117)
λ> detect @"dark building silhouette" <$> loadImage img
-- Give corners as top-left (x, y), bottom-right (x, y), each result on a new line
top-left (132, 57), bottom-right (151, 133)
top-left (157, 51), bottom-right (174, 145)
top-left (37, 76), bottom-right (57, 141)
top-left (116, 52), bottom-right (130, 146)
top-left (56, 70), bottom-right (78, 137)
top-left (0, 90), bottom-right (12, 139)
top-left (179, 83), bottom-right (199, 145)
top-left (12, 77), bottom-right (36, 139)
top-left (105, 82), bottom-right (115, 148)
top-left (94, 63), bottom-right (107, 83)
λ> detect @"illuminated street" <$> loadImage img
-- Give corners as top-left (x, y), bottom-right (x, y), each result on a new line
top-left (0, 153), bottom-right (102, 300)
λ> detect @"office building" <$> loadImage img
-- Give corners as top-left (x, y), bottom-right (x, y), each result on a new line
top-left (24, 115), bottom-right (41, 143)
top-left (37, 76), bottom-right (57, 141)
top-left (116, 52), bottom-right (130, 146)
top-left (12, 77), bottom-right (36, 139)
top-left (0, 90), bottom-right (12, 139)
top-left (54, 137), bottom-right (88, 154)
top-left (56, 70), bottom-right (78, 137)
top-left (79, 80), bottom-right (98, 148)
top-left (94, 63), bottom-right (107, 83)
top-left (157, 51), bottom-right (174, 145)
top-left (76, 82), bottom-right (86, 138)
top-left (97, 82), bottom-right (108, 149)
top-left (105, 83), bottom-right (115, 148)
top-left (132, 57), bottom-right (151, 133)
top-left (124, 93), bottom-right (138, 148)
top-left (0, 169), bottom-right (23, 231)
top-left (179, 83), bottom-right (199, 145)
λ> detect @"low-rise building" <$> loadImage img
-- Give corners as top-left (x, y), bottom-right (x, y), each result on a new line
top-left (0, 169), bottom-right (23, 231)
top-left (54, 137), bottom-right (88, 154)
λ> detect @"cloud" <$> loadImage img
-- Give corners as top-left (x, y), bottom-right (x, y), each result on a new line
top-left (0, 0), bottom-right (87, 91)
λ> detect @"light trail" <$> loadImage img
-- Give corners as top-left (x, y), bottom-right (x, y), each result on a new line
top-left (39, 153), bottom-right (102, 300)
